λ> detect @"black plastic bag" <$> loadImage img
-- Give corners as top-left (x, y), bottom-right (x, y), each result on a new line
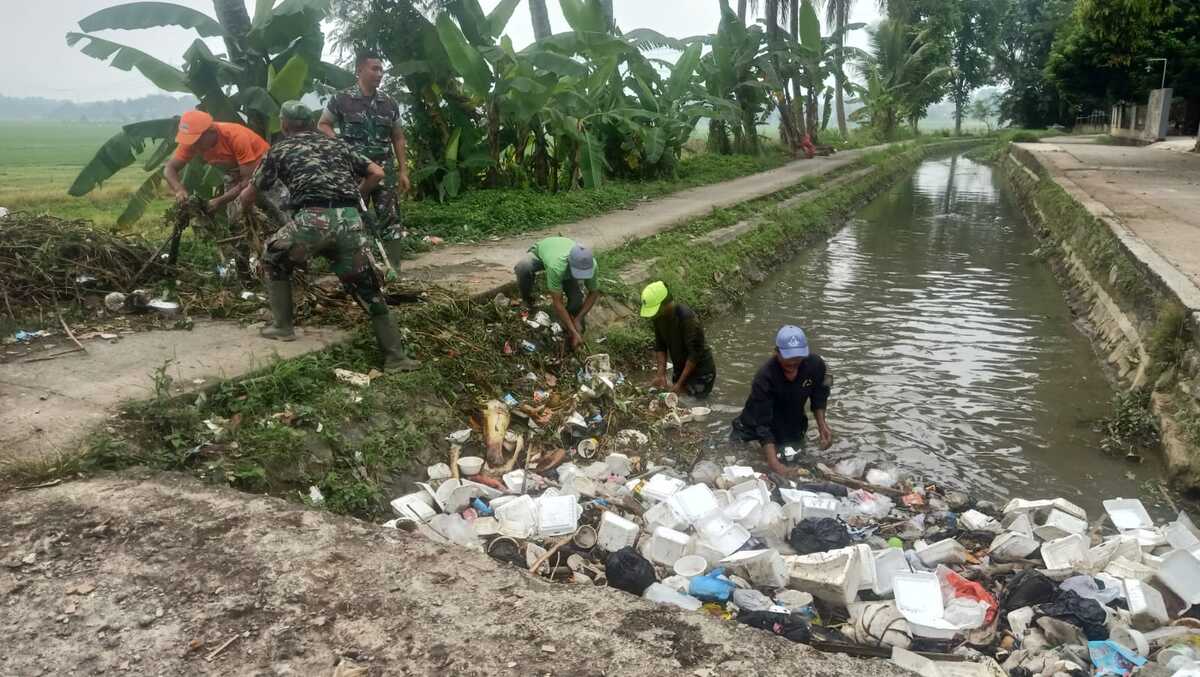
top-left (1001, 569), bottom-right (1058, 613)
top-left (605, 546), bottom-right (656, 595)
top-left (1034, 590), bottom-right (1109, 641)
top-left (788, 518), bottom-right (851, 555)
top-left (737, 611), bottom-right (813, 643)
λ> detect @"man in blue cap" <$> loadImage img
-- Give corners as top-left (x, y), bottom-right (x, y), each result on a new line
top-left (514, 236), bottom-right (600, 351)
top-left (731, 325), bottom-right (833, 476)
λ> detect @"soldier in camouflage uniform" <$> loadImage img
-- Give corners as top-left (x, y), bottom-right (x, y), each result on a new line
top-left (238, 101), bottom-right (421, 372)
top-left (319, 51), bottom-right (410, 277)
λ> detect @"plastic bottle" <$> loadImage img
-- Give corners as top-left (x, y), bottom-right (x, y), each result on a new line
top-left (643, 583), bottom-right (702, 611)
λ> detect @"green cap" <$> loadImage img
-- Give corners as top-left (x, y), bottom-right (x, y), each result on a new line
top-left (280, 100), bottom-right (313, 121)
top-left (640, 280), bottom-right (669, 318)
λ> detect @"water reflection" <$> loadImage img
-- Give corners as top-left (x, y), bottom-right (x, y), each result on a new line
top-left (700, 154), bottom-right (1161, 512)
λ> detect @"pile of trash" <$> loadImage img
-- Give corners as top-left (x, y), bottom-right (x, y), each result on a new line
top-left (388, 441), bottom-right (1200, 676)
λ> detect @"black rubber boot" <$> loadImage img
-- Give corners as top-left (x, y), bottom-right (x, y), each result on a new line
top-left (261, 279), bottom-right (296, 341)
top-left (371, 313), bottom-right (421, 372)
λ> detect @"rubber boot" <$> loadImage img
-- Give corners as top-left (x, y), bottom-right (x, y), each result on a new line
top-left (261, 279), bottom-right (296, 341)
top-left (382, 239), bottom-right (405, 281)
top-left (371, 313), bottom-right (421, 372)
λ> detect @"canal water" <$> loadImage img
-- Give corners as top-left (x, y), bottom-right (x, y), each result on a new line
top-left (696, 152), bottom-right (1165, 514)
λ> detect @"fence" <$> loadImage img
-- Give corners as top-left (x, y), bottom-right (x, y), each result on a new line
top-left (1073, 110), bottom-right (1111, 135)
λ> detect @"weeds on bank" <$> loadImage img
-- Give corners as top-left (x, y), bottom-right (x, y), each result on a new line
top-left (1101, 389), bottom-right (1160, 459)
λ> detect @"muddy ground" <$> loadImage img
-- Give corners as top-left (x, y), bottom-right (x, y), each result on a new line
top-left (0, 471), bottom-right (913, 676)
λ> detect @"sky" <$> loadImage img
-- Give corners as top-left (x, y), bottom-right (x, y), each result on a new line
top-left (1, 0), bottom-right (883, 102)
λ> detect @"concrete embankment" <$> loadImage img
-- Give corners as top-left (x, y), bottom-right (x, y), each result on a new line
top-left (1003, 137), bottom-right (1200, 488)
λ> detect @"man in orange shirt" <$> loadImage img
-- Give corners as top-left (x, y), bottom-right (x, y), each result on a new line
top-left (164, 110), bottom-right (270, 214)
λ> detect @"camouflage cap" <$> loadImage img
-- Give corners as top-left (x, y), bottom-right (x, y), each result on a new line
top-left (280, 100), bottom-right (313, 121)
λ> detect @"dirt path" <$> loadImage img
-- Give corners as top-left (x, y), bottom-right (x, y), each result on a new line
top-left (401, 149), bottom-right (881, 297)
top-left (0, 472), bottom-right (912, 676)
top-left (1, 322), bottom-right (346, 468)
top-left (1, 150), bottom-right (879, 469)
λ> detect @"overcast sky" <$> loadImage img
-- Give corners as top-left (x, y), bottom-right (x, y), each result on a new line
top-left (2, 0), bottom-right (882, 102)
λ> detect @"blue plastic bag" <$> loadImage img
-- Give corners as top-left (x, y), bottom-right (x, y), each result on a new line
top-left (1089, 640), bottom-right (1147, 676)
top-left (689, 567), bottom-right (736, 603)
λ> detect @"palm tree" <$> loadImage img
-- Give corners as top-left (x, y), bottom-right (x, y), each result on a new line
top-left (823, 0), bottom-right (853, 135)
top-left (529, 0), bottom-right (552, 40)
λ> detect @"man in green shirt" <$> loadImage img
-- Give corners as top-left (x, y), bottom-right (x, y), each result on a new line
top-left (640, 281), bottom-right (717, 398)
top-left (514, 236), bottom-right (600, 350)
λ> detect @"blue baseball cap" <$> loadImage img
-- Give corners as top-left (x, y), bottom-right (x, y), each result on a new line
top-left (569, 244), bottom-right (595, 280)
top-left (775, 325), bottom-right (810, 359)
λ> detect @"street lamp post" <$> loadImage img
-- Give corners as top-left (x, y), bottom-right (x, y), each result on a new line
top-left (1147, 57), bottom-right (1168, 90)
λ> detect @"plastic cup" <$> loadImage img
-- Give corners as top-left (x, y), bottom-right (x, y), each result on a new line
top-left (457, 456), bottom-right (484, 476)
top-left (673, 554), bottom-right (708, 578)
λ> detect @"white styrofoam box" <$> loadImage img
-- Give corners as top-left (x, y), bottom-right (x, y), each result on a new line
top-left (536, 494), bottom-right (581, 538)
top-left (785, 549), bottom-right (862, 607)
top-left (1041, 534), bottom-right (1089, 570)
top-left (800, 495), bottom-right (841, 520)
top-left (605, 453), bottom-right (633, 477)
top-left (989, 532), bottom-right (1040, 563)
top-left (1033, 508), bottom-right (1088, 541)
top-left (892, 572), bottom-right (958, 639)
top-left (694, 513), bottom-right (751, 556)
top-left (390, 492), bottom-right (437, 522)
top-left (1165, 521), bottom-right (1200, 551)
top-left (730, 478), bottom-right (771, 506)
top-left (647, 527), bottom-right (691, 567)
top-left (915, 539), bottom-right (968, 567)
top-left (644, 499), bottom-right (688, 532)
top-left (1156, 550), bottom-right (1200, 606)
top-left (960, 510), bottom-right (1002, 533)
top-left (669, 484), bottom-right (720, 525)
top-left (636, 473), bottom-right (687, 504)
top-left (1124, 579), bottom-right (1169, 630)
top-left (721, 549), bottom-right (788, 589)
top-left (1004, 497), bottom-right (1087, 521)
top-left (495, 494), bottom-right (538, 539)
top-left (871, 547), bottom-right (912, 596)
top-left (1105, 556), bottom-right (1158, 582)
top-left (597, 511), bottom-right (639, 551)
top-left (1103, 498), bottom-right (1154, 531)
top-left (723, 494), bottom-right (765, 530)
top-left (1002, 512), bottom-right (1035, 536)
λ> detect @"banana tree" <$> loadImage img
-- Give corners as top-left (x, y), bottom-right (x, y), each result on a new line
top-left (693, 4), bottom-right (772, 154)
top-left (66, 0), bottom-right (355, 226)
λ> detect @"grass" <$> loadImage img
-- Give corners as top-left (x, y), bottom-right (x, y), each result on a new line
top-left (0, 121), bottom-right (171, 235)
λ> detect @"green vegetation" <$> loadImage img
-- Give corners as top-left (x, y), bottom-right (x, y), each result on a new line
top-left (1100, 388), bottom-right (1160, 459)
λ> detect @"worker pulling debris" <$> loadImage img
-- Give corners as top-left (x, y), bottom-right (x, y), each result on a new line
top-left (514, 236), bottom-right (601, 352)
top-left (640, 280), bottom-right (717, 399)
top-left (237, 100), bottom-right (420, 371)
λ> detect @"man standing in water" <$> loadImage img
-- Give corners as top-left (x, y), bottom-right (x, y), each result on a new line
top-left (731, 325), bottom-right (833, 476)
top-left (640, 281), bottom-right (716, 398)
top-left (319, 51), bottom-right (410, 277)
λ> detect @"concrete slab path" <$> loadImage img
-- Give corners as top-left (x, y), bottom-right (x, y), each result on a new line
top-left (1, 149), bottom-right (878, 467)
top-left (1018, 137), bottom-right (1200, 312)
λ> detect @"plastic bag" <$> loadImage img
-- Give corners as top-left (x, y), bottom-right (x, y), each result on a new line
top-left (1035, 590), bottom-right (1109, 641)
top-left (1088, 640), bottom-right (1146, 676)
top-left (736, 610), bottom-right (813, 643)
top-left (688, 567), bottom-right (737, 603)
top-left (936, 565), bottom-right (998, 625)
top-left (732, 588), bottom-right (773, 612)
top-left (428, 514), bottom-right (481, 550)
top-left (847, 489), bottom-right (894, 519)
top-left (606, 546), bottom-right (657, 595)
top-left (788, 518), bottom-right (851, 555)
top-left (865, 468), bottom-right (898, 488)
top-left (1001, 569), bottom-right (1059, 613)
top-left (1059, 575), bottom-right (1122, 606)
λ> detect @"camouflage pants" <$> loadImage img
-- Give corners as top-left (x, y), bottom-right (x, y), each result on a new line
top-left (363, 161), bottom-right (403, 242)
top-left (262, 207), bottom-right (389, 317)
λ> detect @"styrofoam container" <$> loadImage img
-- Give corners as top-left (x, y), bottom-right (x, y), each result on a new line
top-left (1125, 579), bottom-right (1169, 630)
top-left (713, 489), bottom-right (733, 509)
top-left (674, 554), bottom-right (708, 578)
top-left (1131, 528), bottom-right (1167, 549)
top-left (669, 484), bottom-right (721, 525)
top-left (785, 549), bottom-right (862, 607)
top-left (693, 513), bottom-right (751, 556)
top-left (893, 572), bottom-right (958, 639)
top-left (390, 492), bottom-right (437, 522)
top-left (647, 527), bottom-right (692, 567)
top-left (536, 495), bottom-right (581, 538)
top-left (689, 539), bottom-right (728, 569)
top-left (457, 456), bottom-right (484, 476)
top-left (1034, 508), bottom-right (1088, 541)
top-left (1104, 498), bottom-right (1154, 531)
top-left (1165, 521), bottom-right (1200, 551)
top-left (1004, 497), bottom-right (1087, 521)
top-left (915, 539), bottom-right (968, 567)
top-left (848, 544), bottom-right (876, 592)
top-left (605, 453), bottom-right (633, 477)
top-left (721, 549), bottom-right (788, 589)
top-left (644, 500), bottom-right (688, 532)
top-left (1002, 512), bottom-right (1035, 536)
top-left (472, 516), bottom-right (500, 537)
top-left (778, 488), bottom-right (816, 505)
top-left (990, 531), bottom-right (1041, 562)
top-left (597, 511), bottom-right (639, 551)
top-left (721, 465), bottom-right (757, 482)
top-left (496, 494), bottom-right (538, 538)
top-left (1156, 550), bottom-right (1200, 605)
top-left (730, 478), bottom-right (771, 506)
top-left (961, 510), bottom-right (1002, 533)
top-left (871, 548), bottom-right (912, 596)
top-left (636, 474), bottom-right (687, 504)
top-left (800, 495), bottom-right (841, 521)
top-left (1105, 556), bottom-right (1158, 582)
top-left (1041, 534), bottom-right (1089, 570)
top-left (724, 494), bottom-right (765, 530)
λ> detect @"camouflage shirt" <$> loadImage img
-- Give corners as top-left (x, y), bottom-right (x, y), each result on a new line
top-left (252, 132), bottom-right (372, 206)
top-left (325, 85), bottom-right (400, 164)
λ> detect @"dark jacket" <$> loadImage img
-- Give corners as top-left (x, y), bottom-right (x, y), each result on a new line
top-left (731, 355), bottom-right (831, 446)
top-left (653, 303), bottom-right (715, 382)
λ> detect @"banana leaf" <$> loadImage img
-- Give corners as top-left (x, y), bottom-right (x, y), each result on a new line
top-left (267, 54), bottom-right (310, 103)
top-left (436, 13), bottom-right (494, 97)
top-left (78, 2), bottom-right (225, 37)
top-left (66, 33), bottom-right (191, 93)
top-left (117, 170), bottom-right (165, 228)
top-left (68, 118), bottom-right (179, 197)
